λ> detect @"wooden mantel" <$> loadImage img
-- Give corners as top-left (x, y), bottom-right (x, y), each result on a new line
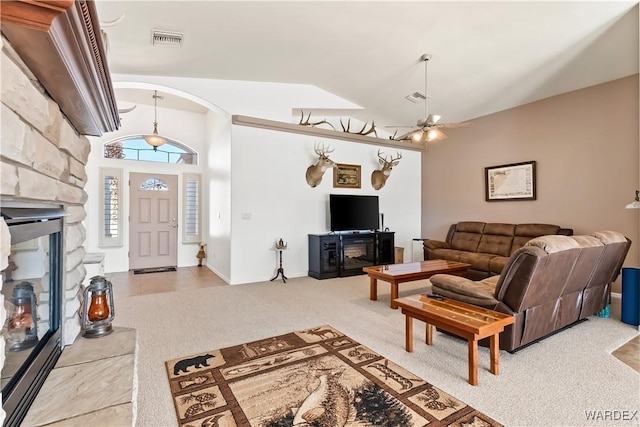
top-left (1, 0), bottom-right (120, 136)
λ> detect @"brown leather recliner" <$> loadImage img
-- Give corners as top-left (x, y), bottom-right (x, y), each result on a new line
top-left (430, 231), bottom-right (631, 352)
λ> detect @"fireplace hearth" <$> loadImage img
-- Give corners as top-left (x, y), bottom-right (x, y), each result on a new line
top-left (1, 203), bottom-right (65, 427)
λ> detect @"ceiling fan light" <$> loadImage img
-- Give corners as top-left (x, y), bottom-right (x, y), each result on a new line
top-left (412, 130), bottom-right (423, 142)
top-left (426, 129), bottom-right (438, 141)
top-left (431, 129), bottom-right (448, 142)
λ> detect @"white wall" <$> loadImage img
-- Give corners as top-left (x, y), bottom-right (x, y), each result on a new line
top-left (229, 125), bottom-right (421, 284)
top-left (205, 110), bottom-right (232, 282)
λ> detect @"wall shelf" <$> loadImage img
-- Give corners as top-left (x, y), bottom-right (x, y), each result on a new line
top-left (232, 115), bottom-right (424, 152)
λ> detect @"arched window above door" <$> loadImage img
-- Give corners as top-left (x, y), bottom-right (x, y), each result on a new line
top-left (104, 136), bottom-right (198, 165)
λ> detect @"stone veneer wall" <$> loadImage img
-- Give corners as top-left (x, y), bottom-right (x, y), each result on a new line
top-left (0, 34), bottom-right (91, 387)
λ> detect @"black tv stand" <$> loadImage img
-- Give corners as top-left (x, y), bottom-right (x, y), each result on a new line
top-left (308, 231), bottom-right (395, 279)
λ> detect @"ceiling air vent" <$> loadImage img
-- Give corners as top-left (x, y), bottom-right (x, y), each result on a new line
top-left (404, 91), bottom-right (427, 104)
top-left (151, 30), bottom-right (184, 47)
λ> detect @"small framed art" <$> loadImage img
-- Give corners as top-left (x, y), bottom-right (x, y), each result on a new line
top-left (333, 163), bottom-right (361, 189)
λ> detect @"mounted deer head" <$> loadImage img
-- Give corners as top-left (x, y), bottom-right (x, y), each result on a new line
top-left (371, 149), bottom-right (402, 190)
top-left (305, 142), bottom-right (336, 188)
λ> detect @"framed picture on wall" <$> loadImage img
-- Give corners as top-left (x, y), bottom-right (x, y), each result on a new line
top-left (333, 163), bottom-right (361, 189)
top-left (485, 160), bottom-right (536, 201)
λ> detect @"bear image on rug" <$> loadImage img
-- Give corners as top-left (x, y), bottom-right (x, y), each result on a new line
top-left (173, 354), bottom-right (216, 375)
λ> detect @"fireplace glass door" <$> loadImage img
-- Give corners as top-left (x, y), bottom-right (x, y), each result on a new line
top-left (1, 207), bottom-right (63, 427)
top-left (340, 235), bottom-right (376, 275)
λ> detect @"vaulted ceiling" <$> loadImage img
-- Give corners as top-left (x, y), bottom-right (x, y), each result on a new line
top-left (96, 1), bottom-right (639, 130)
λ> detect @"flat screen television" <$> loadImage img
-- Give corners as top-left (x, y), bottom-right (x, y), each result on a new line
top-left (330, 194), bottom-right (379, 232)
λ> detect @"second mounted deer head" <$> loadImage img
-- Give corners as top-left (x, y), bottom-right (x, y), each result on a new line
top-left (371, 149), bottom-right (402, 190)
top-left (305, 142), bottom-right (336, 188)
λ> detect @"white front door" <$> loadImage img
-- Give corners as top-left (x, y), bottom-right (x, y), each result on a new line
top-left (129, 173), bottom-right (178, 270)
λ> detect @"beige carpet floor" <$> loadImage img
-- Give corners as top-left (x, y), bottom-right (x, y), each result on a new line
top-left (113, 274), bottom-right (640, 427)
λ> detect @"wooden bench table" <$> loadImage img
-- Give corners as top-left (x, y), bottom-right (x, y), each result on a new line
top-left (394, 293), bottom-right (515, 386)
top-left (363, 260), bottom-right (470, 309)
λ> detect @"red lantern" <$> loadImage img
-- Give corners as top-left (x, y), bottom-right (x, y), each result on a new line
top-left (81, 276), bottom-right (114, 338)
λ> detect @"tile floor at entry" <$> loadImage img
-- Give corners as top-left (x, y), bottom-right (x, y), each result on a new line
top-left (106, 266), bottom-right (228, 297)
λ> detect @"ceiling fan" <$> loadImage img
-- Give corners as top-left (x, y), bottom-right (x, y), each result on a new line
top-left (388, 54), bottom-right (470, 144)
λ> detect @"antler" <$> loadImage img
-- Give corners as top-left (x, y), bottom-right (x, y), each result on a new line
top-left (340, 118), bottom-right (378, 136)
top-left (389, 151), bottom-right (402, 162)
top-left (389, 130), bottom-right (412, 142)
top-left (314, 142), bottom-right (334, 156)
top-left (357, 121), bottom-right (377, 136)
top-left (299, 111), bottom-right (336, 130)
top-left (377, 149), bottom-right (402, 164)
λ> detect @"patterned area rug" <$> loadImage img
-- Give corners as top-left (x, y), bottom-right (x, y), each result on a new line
top-left (165, 325), bottom-right (502, 427)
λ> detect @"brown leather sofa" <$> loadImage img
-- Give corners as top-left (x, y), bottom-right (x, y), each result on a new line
top-left (424, 221), bottom-right (573, 280)
top-left (430, 231), bottom-right (631, 352)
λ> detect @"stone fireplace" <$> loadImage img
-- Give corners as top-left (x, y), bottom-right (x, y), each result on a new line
top-left (0, 42), bottom-right (90, 424)
top-left (1, 1), bottom-right (119, 424)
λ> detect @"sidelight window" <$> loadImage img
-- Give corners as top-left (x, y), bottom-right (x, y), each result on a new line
top-left (99, 167), bottom-right (123, 247)
top-left (183, 173), bottom-right (201, 243)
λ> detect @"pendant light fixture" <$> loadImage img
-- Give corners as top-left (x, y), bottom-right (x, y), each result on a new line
top-left (143, 90), bottom-right (167, 151)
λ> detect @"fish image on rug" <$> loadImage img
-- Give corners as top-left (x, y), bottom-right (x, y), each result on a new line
top-left (179, 375), bottom-right (210, 390)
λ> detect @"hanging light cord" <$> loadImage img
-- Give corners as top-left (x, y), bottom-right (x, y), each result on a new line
top-left (153, 90), bottom-right (159, 134)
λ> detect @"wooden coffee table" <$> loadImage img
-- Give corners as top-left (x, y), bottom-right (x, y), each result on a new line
top-left (394, 293), bottom-right (515, 386)
top-left (363, 260), bottom-right (470, 309)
